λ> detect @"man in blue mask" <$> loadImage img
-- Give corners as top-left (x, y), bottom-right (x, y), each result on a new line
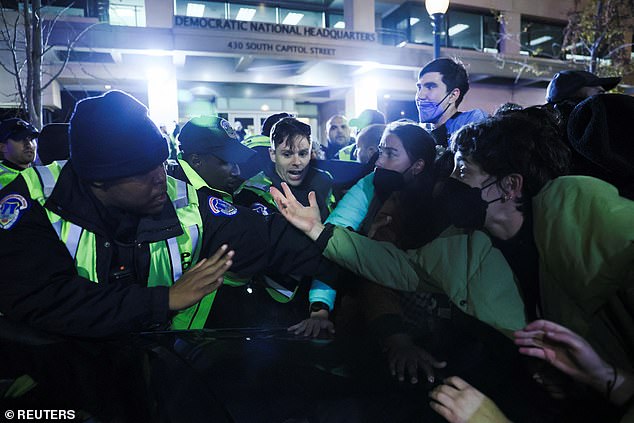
top-left (415, 58), bottom-right (487, 147)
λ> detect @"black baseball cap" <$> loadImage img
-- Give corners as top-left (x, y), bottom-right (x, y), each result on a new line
top-left (262, 112), bottom-right (293, 137)
top-left (178, 116), bottom-right (255, 164)
top-left (0, 118), bottom-right (39, 143)
top-left (546, 70), bottom-right (620, 103)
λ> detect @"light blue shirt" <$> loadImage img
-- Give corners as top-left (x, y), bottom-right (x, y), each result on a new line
top-left (309, 173), bottom-right (376, 310)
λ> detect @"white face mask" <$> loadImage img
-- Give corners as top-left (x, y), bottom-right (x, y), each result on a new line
top-left (416, 91), bottom-right (451, 123)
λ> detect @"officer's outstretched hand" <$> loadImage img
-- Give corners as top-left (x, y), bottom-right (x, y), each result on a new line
top-left (168, 245), bottom-right (234, 311)
top-left (288, 309), bottom-right (335, 338)
top-left (270, 183), bottom-right (324, 241)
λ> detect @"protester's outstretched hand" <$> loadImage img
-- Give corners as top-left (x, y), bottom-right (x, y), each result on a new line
top-left (288, 309), bottom-right (335, 338)
top-left (168, 245), bottom-right (233, 310)
top-left (270, 183), bottom-right (324, 241)
top-left (385, 334), bottom-right (446, 384)
top-left (514, 319), bottom-right (609, 389)
top-left (429, 377), bottom-right (510, 423)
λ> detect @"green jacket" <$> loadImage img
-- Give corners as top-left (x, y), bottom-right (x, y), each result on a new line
top-left (322, 225), bottom-right (527, 335)
top-left (533, 176), bottom-right (634, 370)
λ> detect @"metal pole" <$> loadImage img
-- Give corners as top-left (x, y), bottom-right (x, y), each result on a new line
top-left (432, 12), bottom-right (444, 59)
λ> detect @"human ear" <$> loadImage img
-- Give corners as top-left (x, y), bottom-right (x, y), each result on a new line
top-left (412, 159), bottom-right (426, 175)
top-left (502, 174), bottom-right (523, 201)
top-left (269, 148), bottom-right (276, 163)
top-left (190, 154), bottom-right (202, 169)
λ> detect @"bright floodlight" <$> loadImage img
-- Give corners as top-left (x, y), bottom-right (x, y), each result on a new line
top-left (425, 0), bottom-right (449, 15)
top-left (147, 69), bottom-right (178, 129)
top-left (333, 21), bottom-right (345, 29)
top-left (354, 76), bottom-right (378, 113)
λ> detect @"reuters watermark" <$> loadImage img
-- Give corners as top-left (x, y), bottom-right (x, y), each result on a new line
top-left (3, 410), bottom-right (75, 420)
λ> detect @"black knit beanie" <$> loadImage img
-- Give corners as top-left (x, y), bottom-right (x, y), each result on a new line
top-left (568, 94), bottom-right (634, 183)
top-left (38, 123), bottom-right (69, 165)
top-left (69, 90), bottom-right (168, 181)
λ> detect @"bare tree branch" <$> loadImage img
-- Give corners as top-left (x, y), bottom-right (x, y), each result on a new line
top-left (43, 2), bottom-right (76, 49)
top-left (42, 21), bottom-right (103, 90)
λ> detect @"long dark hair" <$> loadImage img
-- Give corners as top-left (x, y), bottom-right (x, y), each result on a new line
top-left (382, 122), bottom-right (440, 248)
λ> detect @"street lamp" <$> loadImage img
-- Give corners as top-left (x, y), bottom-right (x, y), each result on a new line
top-left (425, 0), bottom-right (449, 59)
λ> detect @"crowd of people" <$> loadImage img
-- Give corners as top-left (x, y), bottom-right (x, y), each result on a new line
top-left (0, 57), bottom-right (632, 422)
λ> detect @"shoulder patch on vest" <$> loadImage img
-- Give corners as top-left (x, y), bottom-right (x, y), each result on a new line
top-left (208, 196), bottom-right (238, 217)
top-left (0, 194), bottom-right (29, 230)
top-left (250, 202), bottom-right (271, 216)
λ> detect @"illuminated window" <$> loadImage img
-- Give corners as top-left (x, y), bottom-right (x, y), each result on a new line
top-left (279, 8), bottom-right (323, 27)
top-left (327, 12), bottom-right (344, 29)
top-left (520, 18), bottom-right (565, 58)
top-left (228, 3), bottom-right (276, 23)
top-left (382, 3), bottom-right (499, 52)
top-left (109, 1), bottom-right (145, 27)
top-left (172, 1), bottom-right (330, 28)
top-left (174, 1), bottom-right (225, 18)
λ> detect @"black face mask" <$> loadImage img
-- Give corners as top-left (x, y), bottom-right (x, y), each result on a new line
top-left (373, 167), bottom-right (405, 202)
top-left (436, 178), bottom-right (501, 230)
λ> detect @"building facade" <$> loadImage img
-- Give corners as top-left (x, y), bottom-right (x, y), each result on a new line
top-left (1, 0), bottom-right (630, 141)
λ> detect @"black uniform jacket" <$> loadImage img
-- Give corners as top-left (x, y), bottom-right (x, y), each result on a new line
top-left (0, 162), bottom-right (336, 338)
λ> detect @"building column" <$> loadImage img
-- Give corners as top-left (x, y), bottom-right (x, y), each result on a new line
top-left (145, 0), bottom-right (174, 28)
top-left (147, 69), bottom-right (179, 128)
top-left (343, 0), bottom-right (375, 32)
top-left (498, 11), bottom-right (521, 56)
top-left (345, 74), bottom-right (379, 120)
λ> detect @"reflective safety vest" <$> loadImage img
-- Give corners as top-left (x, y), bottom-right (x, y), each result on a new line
top-left (337, 144), bottom-right (356, 162)
top-left (236, 171), bottom-right (336, 217)
top-left (242, 134), bottom-right (271, 149)
top-left (235, 171), bottom-right (277, 211)
top-left (235, 171), bottom-right (336, 303)
top-left (21, 162), bottom-right (213, 330)
top-left (175, 158), bottom-right (252, 291)
top-left (176, 158), bottom-right (233, 202)
top-left (0, 163), bottom-right (22, 190)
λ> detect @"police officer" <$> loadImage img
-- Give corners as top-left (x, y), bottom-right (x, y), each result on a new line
top-left (0, 118), bottom-right (39, 189)
top-left (338, 109), bottom-right (386, 161)
top-left (174, 115), bottom-right (254, 201)
top-left (0, 90), bottom-right (336, 337)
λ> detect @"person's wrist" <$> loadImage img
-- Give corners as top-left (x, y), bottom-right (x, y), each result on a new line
top-left (307, 221), bottom-right (325, 241)
top-left (309, 309), bottom-right (329, 319)
top-left (384, 333), bottom-right (414, 350)
top-left (609, 369), bottom-right (634, 406)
